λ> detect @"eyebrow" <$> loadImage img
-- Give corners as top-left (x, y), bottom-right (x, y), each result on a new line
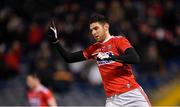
top-left (90, 26), bottom-right (98, 31)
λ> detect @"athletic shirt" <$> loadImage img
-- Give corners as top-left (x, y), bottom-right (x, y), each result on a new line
top-left (83, 36), bottom-right (140, 97)
top-left (27, 85), bottom-right (54, 106)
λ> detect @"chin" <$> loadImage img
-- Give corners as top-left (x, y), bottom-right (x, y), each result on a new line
top-left (96, 39), bottom-right (101, 42)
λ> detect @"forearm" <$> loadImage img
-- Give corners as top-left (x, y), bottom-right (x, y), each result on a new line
top-left (113, 48), bottom-right (140, 64)
top-left (52, 42), bottom-right (86, 63)
top-left (47, 21), bottom-right (86, 63)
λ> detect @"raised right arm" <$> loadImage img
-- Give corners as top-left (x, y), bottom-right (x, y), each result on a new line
top-left (47, 20), bottom-right (86, 63)
top-left (52, 42), bottom-right (86, 63)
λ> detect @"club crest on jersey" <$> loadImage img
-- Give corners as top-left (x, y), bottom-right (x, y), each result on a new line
top-left (96, 52), bottom-right (114, 66)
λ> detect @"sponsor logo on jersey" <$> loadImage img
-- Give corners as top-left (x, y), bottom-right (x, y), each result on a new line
top-left (96, 52), bottom-right (114, 66)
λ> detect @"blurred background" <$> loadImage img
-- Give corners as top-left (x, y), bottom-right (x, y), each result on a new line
top-left (0, 0), bottom-right (180, 106)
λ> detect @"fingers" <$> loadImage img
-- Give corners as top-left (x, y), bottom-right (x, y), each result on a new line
top-left (49, 19), bottom-right (58, 39)
top-left (51, 19), bottom-right (56, 29)
top-left (50, 26), bottom-right (56, 31)
top-left (49, 19), bottom-right (57, 33)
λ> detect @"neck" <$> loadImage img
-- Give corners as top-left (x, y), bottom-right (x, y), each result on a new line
top-left (31, 83), bottom-right (41, 90)
top-left (34, 84), bottom-right (43, 92)
top-left (102, 33), bottom-right (112, 43)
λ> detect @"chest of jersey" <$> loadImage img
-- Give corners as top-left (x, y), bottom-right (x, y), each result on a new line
top-left (92, 40), bottom-right (122, 66)
top-left (28, 91), bottom-right (47, 106)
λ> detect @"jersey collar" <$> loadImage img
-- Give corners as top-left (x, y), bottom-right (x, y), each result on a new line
top-left (101, 35), bottom-right (113, 43)
top-left (34, 85), bottom-right (44, 92)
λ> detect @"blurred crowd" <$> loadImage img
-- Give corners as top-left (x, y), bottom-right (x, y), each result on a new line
top-left (0, 0), bottom-right (180, 103)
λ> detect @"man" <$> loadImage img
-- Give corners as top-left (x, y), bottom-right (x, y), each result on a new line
top-left (26, 72), bottom-right (57, 107)
top-left (48, 13), bottom-right (151, 107)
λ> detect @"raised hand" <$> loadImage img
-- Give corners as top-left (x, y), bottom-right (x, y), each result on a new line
top-left (47, 20), bottom-right (59, 44)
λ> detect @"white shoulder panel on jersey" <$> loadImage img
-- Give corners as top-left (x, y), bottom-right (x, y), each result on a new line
top-left (38, 85), bottom-right (49, 94)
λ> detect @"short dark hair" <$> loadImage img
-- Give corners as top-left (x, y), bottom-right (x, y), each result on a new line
top-left (28, 72), bottom-right (39, 79)
top-left (89, 13), bottom-right (109, 25)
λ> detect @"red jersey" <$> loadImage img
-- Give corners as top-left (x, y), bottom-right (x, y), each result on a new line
top-left (27, 85), bottom-right (54, 106)
top-left (83, 36), bottom-right (140, 97)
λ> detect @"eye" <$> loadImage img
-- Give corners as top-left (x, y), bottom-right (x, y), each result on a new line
top-left (90, 26), bottom-right (99, 32)
top-left (94, 26), bottom-right (98, 30)
top-left (90, 29), bottom-right (93, 32)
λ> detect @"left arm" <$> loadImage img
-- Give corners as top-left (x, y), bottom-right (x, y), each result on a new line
top-left (112, 47), bottom-right (140, 64)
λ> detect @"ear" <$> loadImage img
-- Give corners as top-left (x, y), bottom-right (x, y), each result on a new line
top-left (104, 23), bottom-right (109, 30)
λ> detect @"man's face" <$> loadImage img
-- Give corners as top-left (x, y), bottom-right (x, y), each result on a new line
top-left (90, 22), bottom-right (107, 42)
top-left (26, 75), bottom-right (37, 89)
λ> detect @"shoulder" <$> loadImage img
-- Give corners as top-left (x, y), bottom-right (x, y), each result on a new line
top-left (90, 42), bottom-right (100, 47)
top-left (112, 35), bottom-right (129, 42)
top-left (113, 35), bottom-right (126, 39)
top-left (39, 86), bottom-right (51, 94)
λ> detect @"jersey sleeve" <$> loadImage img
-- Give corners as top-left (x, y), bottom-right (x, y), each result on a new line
top-left (115, 36), bottom-right (133, 53)
top-left (83, 45), bottom-right (93, 59)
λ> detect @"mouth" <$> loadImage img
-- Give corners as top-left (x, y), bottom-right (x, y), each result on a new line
top-left (94, 35), bottom-right (99, 39)
top-left (95, 37), bottom-right (100, 41)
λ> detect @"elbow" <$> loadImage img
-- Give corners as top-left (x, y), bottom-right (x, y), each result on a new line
top-left (133, 54), bottom-right (140, 64)
top-left (136, 55), bottom-right (140, 63)
top-left (125, 48), bottom-right (140, 64)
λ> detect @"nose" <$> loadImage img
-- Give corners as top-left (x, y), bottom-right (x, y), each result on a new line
top-left (92, 30), bottom-right (96, 36)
